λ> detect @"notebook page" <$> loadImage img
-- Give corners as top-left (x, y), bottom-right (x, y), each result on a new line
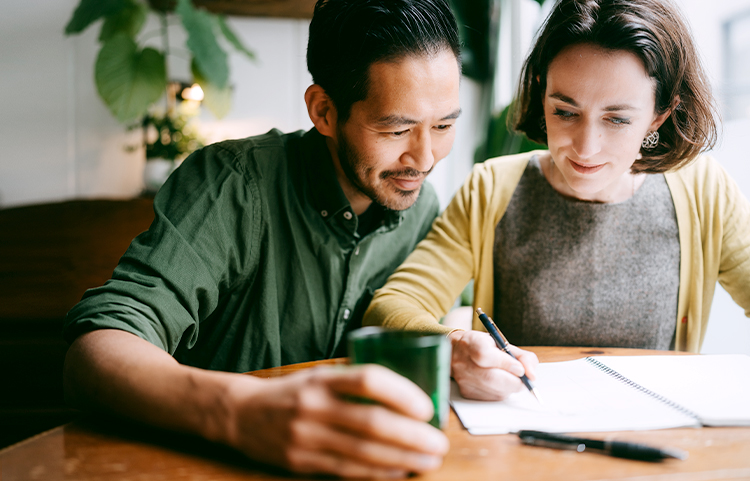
top-left (451, 358), bottom-right (700, 435)
top-left (591, 354), bottom-right (750, 426)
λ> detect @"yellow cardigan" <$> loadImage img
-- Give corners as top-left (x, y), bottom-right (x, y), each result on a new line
top-left (364, 151), bottom-right (750, 352)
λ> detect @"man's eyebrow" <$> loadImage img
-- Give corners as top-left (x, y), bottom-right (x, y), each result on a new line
top-left (549, 92), bottom-right (638, 111)
top-left (374, 115), bottom-right (419, 127)
top-left (441, 108), bottom-right (462, 121)
top-left (374, 108), bottom-right (462, 127)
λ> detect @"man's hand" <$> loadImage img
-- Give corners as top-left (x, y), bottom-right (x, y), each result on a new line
top-left (225, 364), bottom-right (449, 478)
top-left (65, 331), bottom-right (447, 480)
top-left (448, 329), bottom-right (538, 400)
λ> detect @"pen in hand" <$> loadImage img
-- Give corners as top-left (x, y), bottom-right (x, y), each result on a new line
top-left (475, 308), bottom-right (542, 404)
top-left (518, 430), bottom-right (689, 461)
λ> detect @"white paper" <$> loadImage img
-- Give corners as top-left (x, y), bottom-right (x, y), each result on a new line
top-left (450, 354), bottom-right (750, 435)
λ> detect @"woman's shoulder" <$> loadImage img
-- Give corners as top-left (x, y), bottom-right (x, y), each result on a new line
top-left (664, 154), bottom-right (748, 215)
top-left (665, 154), bottom-right (732, 193)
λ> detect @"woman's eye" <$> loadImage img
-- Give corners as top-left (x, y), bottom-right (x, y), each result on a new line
top-left (553, 109), bottom-right (576, 119)
top-left (608, 117), bottom-right (631, 126)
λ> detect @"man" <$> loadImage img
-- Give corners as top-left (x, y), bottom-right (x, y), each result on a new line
top-left (62, 0), bottom-right (461, 477)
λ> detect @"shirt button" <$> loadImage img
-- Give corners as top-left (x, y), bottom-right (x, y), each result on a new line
top-left (321, 210), bottom-right (328, 217)
top-left (343, 211), bottom-right (353, 220)
top-left (343, 309), bottom-right (351, 320)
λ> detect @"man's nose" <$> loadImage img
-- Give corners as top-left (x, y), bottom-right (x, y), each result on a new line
top-left (402, 130), bottom-right (435, 172)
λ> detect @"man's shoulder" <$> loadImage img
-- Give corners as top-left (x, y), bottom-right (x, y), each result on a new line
top-left (205, 128), bottom-right (307, 163)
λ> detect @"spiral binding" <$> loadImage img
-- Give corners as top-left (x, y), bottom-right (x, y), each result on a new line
top-left (585, 357), bottom-right (700, 420)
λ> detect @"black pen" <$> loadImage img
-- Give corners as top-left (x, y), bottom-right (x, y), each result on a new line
top-left (518, 430), bottom-right (688, 461)
top-left (475, 308), bottom-right (541, 403)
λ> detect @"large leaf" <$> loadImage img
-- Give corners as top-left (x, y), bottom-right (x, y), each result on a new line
top-left (65, 0), bottom-right (127, 35)
top-left (99, 0), bottom-right (148, 42)
top-left (218, 16), bottom-right (256, 61)
top-left (177, 0), bottom-right (229, 88)
top-left (192, 60), bottom-right (232, 119)
top-left (95, 34), bottom-right (167, 123)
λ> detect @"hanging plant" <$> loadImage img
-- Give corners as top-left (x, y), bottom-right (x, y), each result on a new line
top-left (64, 0), bottom-right (255, 123)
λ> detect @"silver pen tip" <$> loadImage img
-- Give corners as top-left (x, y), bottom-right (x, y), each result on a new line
top-left (531, 388), bottom-right (543, 405)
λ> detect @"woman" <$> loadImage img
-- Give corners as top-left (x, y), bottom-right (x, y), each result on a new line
top-left (363, 0), bottom-right (750, 400)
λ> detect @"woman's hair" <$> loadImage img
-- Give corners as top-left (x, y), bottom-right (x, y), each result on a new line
top-left (307, 0), bottom-right (460, 123)
top-left (513, 0), bottom-right (718, 173)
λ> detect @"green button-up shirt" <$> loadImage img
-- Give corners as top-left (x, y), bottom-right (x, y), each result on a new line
top-left (63, 128), bottom-right (439, 372)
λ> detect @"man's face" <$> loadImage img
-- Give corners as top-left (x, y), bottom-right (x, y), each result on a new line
top-left (332, 49), bottom-right (461, 211)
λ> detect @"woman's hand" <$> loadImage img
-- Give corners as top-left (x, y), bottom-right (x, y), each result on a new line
top-left (447, 329), bottom-right (538, 401)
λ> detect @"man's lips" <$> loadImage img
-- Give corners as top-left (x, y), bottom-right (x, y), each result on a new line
top-left (389, 177), bottom-right (423, 191)
top-left (568, 158), bottom-right (605, 174)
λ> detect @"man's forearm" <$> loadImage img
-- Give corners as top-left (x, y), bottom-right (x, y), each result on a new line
top-left (63, 329), bottom-right (247, 445)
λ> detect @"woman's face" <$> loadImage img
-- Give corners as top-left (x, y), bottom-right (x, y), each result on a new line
top-left (543, 43), bottom-right (671, 201)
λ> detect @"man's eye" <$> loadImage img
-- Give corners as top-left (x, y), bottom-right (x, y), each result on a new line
top-left (435, 124), bottom-right (452, 131)
top-left (390, 130), bottom-right (408, 137)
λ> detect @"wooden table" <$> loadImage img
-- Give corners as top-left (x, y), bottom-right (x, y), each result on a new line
top-left (2, 347), bottom-right (750, 480)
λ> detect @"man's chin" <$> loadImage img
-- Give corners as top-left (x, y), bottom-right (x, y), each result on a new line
top-left (378, 185), bottom-right (421, 211)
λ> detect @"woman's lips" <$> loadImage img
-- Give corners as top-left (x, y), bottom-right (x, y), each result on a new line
top-left (568, 158), bottom-right (605, 174)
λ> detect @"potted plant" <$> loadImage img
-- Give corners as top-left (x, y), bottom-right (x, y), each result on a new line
top-left (64, 0), bottom-right (254, 190)
top-left (136, 96), bottom-right (205, 193)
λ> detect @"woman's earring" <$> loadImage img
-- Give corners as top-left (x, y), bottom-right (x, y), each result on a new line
top-left (540, 117), bottom-right (547, 134)
top-left (642, 130), bottom-right (659, 150)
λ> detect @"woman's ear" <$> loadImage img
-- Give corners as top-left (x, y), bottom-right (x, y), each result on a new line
top-left (650, 95), bottom-right (681, 131)
top-left (304, 84), bottom-right (338, 138)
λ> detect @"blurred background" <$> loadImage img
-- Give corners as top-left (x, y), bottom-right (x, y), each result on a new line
top-left (0, 0), bottom-right (747, 353)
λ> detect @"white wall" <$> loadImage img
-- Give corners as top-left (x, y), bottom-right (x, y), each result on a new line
top-left (0, 3), bottom-right (477, 210)
top-left (677, 0), bottom-right (750, 354)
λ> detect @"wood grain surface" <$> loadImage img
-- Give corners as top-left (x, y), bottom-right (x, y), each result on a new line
top-left (2, 347), bottom-right (749, 480)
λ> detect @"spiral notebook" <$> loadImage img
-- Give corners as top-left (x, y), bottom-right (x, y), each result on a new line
top-left (451, 354), bottom-right (750, 435)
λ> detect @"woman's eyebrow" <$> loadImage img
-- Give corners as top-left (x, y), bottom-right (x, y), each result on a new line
top-left (549, 92), bottom-right (639, 111)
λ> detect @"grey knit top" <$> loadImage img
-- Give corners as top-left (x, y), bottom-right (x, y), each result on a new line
top-left (492, 157), bottom-right (680, 349)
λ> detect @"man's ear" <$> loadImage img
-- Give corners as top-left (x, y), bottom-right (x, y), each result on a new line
top-left (305, 84), bottom-right (338, 138)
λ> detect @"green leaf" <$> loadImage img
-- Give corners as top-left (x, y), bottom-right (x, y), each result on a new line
top-left (192, 61), bottom-right (232, 119)
top-left (476, 101), bottom-right (546, 163)
top-left (95, 34), bottom-right (167, 123)
top-left (65, 0), bottom-right (127, 35)
top-left (99, 0), bottom-right (148, 42)
top-left (218, 16), bottom-right (256, 61)
top-left (177, 0), bottom-right (229, 88)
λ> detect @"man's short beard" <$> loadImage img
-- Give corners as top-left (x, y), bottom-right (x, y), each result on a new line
top-left (337, 128), bottom-right (430, 211)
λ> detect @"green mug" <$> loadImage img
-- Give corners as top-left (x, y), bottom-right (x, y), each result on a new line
top-left (347, 326), bottom-right (452, 429)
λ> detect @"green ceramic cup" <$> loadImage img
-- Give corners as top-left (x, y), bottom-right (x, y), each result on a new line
top-left (347, 326), bottom-right (452, 429)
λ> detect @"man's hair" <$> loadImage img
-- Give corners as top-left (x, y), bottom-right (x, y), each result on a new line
top-left (307, 0), bottom-right (460, 123)
top-left (513, 0), bottom-right (718, 173)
